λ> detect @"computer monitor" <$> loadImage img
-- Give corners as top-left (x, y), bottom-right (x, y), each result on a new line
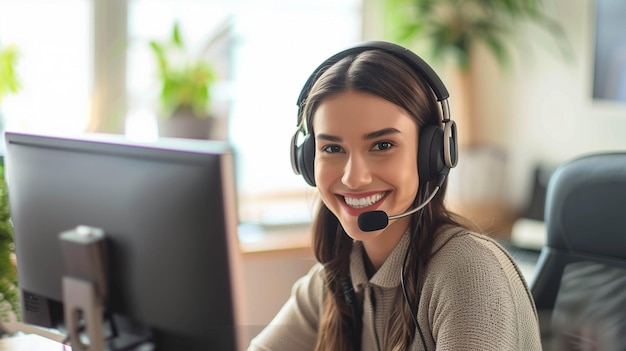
top-left (4, 131), bottom-right (247, 350)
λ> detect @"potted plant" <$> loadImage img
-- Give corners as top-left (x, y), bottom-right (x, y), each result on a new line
top-left (384, 0), bottom-right (571, 70)
top-left (383, 0), bottom-right (572, 145)
top-left (149, 22), bottom-right (218, 139)
top-left (0, 43), bottom-right (20, 324)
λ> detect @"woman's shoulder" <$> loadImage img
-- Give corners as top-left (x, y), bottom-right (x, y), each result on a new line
top-left (292, 262), bottom-right (326, 296)
top-left (431, 225), bottom-right (514, 266)
top-left (421, 228), bottom-right (541, 349)
top-left (427, 224), bottom-right (532, 300)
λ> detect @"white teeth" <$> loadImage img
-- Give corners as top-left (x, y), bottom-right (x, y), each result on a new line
top-left (344, 193), bottom-right (384, 209)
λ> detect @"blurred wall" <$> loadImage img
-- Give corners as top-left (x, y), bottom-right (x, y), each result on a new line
top-left (471, 0), bottom-right (626, 209)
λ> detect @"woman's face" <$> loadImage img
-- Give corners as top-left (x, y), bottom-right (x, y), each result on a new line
top-left (313, 90), bottom-right (420, 243)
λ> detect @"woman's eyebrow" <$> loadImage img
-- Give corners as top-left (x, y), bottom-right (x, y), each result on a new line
top-left (363, 128), bottom-right (401, 140)
top-left (316, 128), bottom-right (401, 142)
top-left (316, 133), bottom-right (342, 142)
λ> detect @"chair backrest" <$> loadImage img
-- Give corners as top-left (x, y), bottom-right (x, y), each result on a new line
top-left (530, 152), bottom-right (626, 350)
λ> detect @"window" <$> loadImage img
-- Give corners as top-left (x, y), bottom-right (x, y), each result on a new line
top-left (1, 0), bottom-right (362, 225)
top-left (0, 0), bottom-right (91, 136)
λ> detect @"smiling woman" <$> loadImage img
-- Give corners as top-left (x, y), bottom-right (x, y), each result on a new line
top-left (249, 41), bottom-right (542, 351)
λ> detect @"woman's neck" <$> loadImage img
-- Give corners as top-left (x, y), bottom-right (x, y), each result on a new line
top-left (361, 218), bottom-right (410, 272)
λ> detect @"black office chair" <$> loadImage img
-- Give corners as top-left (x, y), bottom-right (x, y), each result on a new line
top-left (530, 152), bottom-right (626, 351)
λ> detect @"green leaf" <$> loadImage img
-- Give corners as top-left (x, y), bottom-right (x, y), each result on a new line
top-left (0, 45), bottom-right (21, 104)
top-left (172, 22), bottom-right (183, 48)
top-left (383, 0), bottom-right (573, 70)
top-left (483, 32), bottom-right (510, 68)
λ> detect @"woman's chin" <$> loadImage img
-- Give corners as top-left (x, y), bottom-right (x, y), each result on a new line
top-left (339, 219), bottom-right (384, 241)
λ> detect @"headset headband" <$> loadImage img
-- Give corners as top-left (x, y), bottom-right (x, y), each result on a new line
top-left (295, 41), bottom-right (450, 127)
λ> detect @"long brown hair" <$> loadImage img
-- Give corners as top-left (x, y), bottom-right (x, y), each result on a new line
top-left (301, 49), bottom-right (465, 350)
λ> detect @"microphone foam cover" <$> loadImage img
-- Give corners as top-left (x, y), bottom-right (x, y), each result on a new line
top-left (358, 211), bottom-right (389, 232)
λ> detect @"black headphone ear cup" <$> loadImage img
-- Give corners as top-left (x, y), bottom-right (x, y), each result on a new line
top-left (418, 126), bottom-right (447, 183)
top-left (297, 135), bottom-right (316, 187)
top-left (290, 131), bottom-right (301, 175)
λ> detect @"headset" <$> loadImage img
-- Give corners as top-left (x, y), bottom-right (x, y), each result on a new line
top-left (290, 41), bottom-right (458, 188)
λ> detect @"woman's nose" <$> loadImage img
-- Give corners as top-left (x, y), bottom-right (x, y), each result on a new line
top-left (342, 154), bottom-right (372, 189)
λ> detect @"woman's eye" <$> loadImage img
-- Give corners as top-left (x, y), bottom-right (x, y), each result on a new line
top-left (321, 145), bottom-right (343, 153)
top-left (372, 141), bottom-right (394, 151)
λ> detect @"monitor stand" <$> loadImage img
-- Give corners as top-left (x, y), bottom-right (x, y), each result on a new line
top-left (60, 226), bottom-right (153, 351)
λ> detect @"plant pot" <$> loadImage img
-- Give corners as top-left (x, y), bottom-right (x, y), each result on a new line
top-left (158, 113), bottom-right (214, 140)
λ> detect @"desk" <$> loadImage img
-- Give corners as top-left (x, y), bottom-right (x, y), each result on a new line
top-left (0, 334), bottom-right (68, 351)
top-left (239, 224), bottom-right (316, 329)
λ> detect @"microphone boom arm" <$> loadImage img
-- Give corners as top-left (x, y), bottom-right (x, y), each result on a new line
top-left (357, 174), bottom-right (447, 232)
top-left (388, 184), bottom-right (441, 221)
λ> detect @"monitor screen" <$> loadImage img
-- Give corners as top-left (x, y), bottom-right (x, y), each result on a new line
top-left (4, 131), bottom-right (247, 350)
